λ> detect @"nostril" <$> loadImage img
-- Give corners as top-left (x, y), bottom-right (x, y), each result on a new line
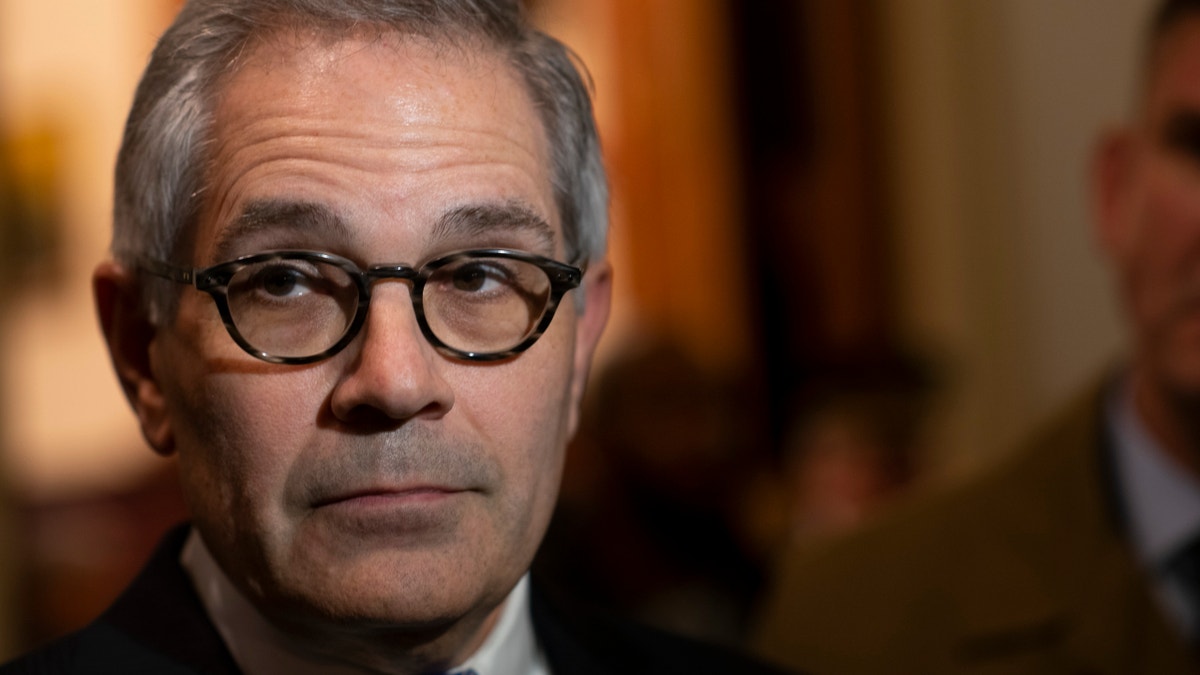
top-left (330, 394), bottom-right (452, 432)
top-left (332, 403), bottom-right (408, 434)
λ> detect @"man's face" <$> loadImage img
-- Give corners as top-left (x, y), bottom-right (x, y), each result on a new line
top-left (135, 31), bottom-right (607, 652)
top-left (1099, 17), bottom-right (1200, 399)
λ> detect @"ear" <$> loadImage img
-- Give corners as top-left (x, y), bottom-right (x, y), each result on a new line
top-left (94, 261), bottom-right (176, 456)
top-left (565, 259), bottom-right (612, 439)
top-left (1092, 128), bottom-right (1138, 260)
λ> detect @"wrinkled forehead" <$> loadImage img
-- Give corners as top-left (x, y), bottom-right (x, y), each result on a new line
top-left (188, 25), bottom-right (557, 261)
top-left (208, 22), bottom-right (531, 141)
top-left (214, 26), bottom-right (517, 130)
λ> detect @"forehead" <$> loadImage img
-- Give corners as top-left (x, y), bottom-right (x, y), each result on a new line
top-left (194, 27), bottom-right (556, 259)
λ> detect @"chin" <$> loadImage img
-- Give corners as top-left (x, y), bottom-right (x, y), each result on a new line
top-left (307, 546), bottom-right (530, 634)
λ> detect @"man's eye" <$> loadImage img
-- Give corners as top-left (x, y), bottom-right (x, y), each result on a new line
top-left (1164, 112), bottom-right (1200, 163)
top-left (244, 264), bottom-right (320, 299)
top-left (450, 262), bottom-right (511, 293)
top-left (264, 269), bottom-right (303, 296)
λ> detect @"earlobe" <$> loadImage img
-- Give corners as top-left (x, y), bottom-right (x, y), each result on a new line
top-left (94, 261), bottom-right (176, 456)
top-left (566, 259), bottom-right (612, 439)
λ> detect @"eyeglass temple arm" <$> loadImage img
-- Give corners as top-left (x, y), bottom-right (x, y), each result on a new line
top-left (138, 258), bottom-right (196, 285)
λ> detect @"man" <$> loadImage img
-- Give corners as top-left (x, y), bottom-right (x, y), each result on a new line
top-left (0, 1), bottom-right (789, 673)
top-left (753, 1), bottom-right (1200, 673)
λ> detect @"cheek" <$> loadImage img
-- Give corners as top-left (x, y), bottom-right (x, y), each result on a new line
top-left (172, 380), bottom-right (280, 517)
top-left (1145, 185), bottom-right (1200, 247)
top-left (460, 310), bottom-right (577, 432)
top-left (452, 330), bottom-right (576, 502)
top-left (1123, 164), bottom-right (1200, 291)
top-left (169, 367), bottom-right (334, 590)
top-left (460, 362), bottom-right (572, 471)
top-left (160, 313), bottom-right (329, 537)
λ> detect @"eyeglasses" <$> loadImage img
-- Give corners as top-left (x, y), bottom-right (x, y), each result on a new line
top-left (140, 249), bottom-right (583, 364)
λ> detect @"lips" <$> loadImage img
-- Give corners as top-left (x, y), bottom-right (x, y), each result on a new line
top-left (303, 483), bottom-right (477, 540)
top-left (311, 485), bottom-right (466, 509)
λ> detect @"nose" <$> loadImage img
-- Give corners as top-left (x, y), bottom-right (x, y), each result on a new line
top-left (329, 283), bottom-right (454, 425)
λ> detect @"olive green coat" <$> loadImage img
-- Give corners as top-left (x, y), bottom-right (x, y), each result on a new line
top-left (753, 383), bottom-right (1196, 674)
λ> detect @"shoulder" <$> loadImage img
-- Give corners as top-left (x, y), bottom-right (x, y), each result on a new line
top-left (1, 525), bottom-right (238, 675)
top-left (0, 632), bottom-right (85, 675)
top-left (751, 380), bottom-right (1118, 672)
top-left (772, 377), bottom-right (1109, 582)
top-left (0, 622), bottom-right (203, 675)
top-left (532, 583), bottom-right (797, 675)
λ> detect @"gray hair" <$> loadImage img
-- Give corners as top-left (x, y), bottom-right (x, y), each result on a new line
top-left (113, 0), bottom-right (607, 318)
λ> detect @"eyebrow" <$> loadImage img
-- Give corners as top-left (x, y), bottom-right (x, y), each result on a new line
top-left (431, 201), bottom-right (558, 254)
top-left (212, 199), bottom-right (349, 262)
top-left (209, 198), bottom-right (558, 263)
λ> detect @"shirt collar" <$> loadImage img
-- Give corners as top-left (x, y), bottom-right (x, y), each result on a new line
top-left (1108, 378), bottom-right (1200, 565)
top-left (451, 570), bottom-right (547, 675)
top-left (180, 529), bottom-right (549, 675)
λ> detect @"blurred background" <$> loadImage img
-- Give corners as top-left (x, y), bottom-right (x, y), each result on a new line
top-left (0, 0), bottom-right (1154, 659)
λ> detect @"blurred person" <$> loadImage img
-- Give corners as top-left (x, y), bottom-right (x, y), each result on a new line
top-left (777, 388), bottom-right (922, 543)
top-left (536, 339), bottom-right (768, 646)
top-left (768, 357), bottom-right (934, 549)
top-left (753, 1), bottom-right (1200, 673)
top-left (738, 360), bottom-right (935, 576)
top-left (0, 1), bottom-right (792, 673)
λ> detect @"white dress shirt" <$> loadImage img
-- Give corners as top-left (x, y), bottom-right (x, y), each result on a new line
top-left (1108, 378), bottom-right (1200, 640)
top-left (181, 530), bottom-right (551, 675)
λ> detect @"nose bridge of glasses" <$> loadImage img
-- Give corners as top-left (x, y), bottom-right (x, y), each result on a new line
top-left (364, 264), bottom-right (421, 287)
top-left (353, 263), bottom-right (440, 364)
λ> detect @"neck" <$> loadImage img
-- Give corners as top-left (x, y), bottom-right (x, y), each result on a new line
top-left (264, 602), bottom-right (503, 675)
top-left (1131, 366), bottom-right (1200, 480)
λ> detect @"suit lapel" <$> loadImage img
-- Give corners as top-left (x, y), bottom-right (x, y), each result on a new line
top-left (101, 524), bottom-right (242, 674)
top-left (529, 584), bottom-right (612, 675)
top-left (947, 381), bottom-right (1194, 672)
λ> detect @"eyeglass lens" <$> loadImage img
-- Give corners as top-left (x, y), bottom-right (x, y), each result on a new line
top-left (223, 255), bottom-right (553, 360)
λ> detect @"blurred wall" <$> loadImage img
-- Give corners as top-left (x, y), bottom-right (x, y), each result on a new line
top-left (0, 0), bottom-right (176, 656)
top-left (0, 0), bottom-right (172, 500)
top-left (879, 0), bottom-right (1153, 471)
top-left (536, 0), bottom-right (751, 378)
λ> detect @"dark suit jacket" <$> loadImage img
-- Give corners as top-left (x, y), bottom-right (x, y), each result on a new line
top-left (2, 526), bottom-right (791, 674)
top-left (753, 381), bottom-right (1197, 674)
